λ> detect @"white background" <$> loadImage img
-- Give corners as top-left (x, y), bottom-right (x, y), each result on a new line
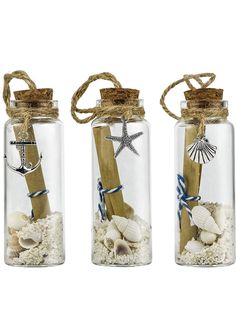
top-left (0, 1), bottom-right (235, 329)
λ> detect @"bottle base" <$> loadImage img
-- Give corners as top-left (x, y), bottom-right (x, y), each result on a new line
top-left (175, 259), bottom-right (235, 267)
top-left (92, 260), bottom-right (152, 267)
top-left (5, 259), bottom-right (65, 267)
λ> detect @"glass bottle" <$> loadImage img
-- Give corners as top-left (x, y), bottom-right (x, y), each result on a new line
top-left (4, 89), bottom-right (65, 266)
top-left (175, 89), bottom-right (235, 266)
top-left (91, 88), bottom-right (152, 266)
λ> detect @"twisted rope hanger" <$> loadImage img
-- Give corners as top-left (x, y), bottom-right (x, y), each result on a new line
top-left (160, 73), bottom-right (216, 120)
top-left (71, 72), bottom-right (145, 124)
top-left (3, 70), bottom-right (58, 133)
top-left (3, 70), bottom-right (36, 108)
top-left (160, 73), bottom-right (228, 137)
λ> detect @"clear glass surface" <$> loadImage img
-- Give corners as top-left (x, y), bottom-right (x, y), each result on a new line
top-left (4, 114), bottom-right (65, 266)
top-left (175, 114), bottom-right (235, 266)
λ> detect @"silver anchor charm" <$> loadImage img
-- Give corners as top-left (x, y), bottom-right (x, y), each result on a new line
top-left (5, 137), bottom-right (42, 176)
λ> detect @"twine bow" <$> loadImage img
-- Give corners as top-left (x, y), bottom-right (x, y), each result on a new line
top-left (160, 73), bottom-right (228, 137)
top-left (71, 72), bottom-right (145, 124)
top-left (97, 178), bottom-right (123, 221)
top-left (3, 70), bottom-right (58, 133)
top-left (177, 174), bottom-right (201, 226)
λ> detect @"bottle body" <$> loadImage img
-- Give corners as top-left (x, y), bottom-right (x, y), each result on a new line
top-left (92, 115), bottom-right (152, 266)
top-left (175, 114), bottom-right (235, 266)
top-left (5, 114), bottom-right (65, 266)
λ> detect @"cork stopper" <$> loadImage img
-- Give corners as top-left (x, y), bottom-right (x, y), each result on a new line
top-left (100, 88), bottom-right (139, 105)
top-left (184, 88), bottom-right (223, 101)
top-left (14, 88), bottom-right (53, 101)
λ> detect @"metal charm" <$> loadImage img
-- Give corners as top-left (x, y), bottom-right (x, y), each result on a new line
top-left (187, 136), bottom-right (217, 164)
top-left (106, 119), bottom-right (143, 158)
top-left (5, 135), bottom-right (42, 176)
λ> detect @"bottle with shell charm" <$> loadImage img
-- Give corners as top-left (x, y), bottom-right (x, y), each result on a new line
top-left (71, 72), bottom-right (152, 266)
top-left (160, 73), bottom-right (235, 266)
top-left (3, 71), bottom-right (65, 266)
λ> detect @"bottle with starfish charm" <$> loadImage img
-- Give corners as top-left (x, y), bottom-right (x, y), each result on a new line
top-left (92, 88), bottom-right (152, 266)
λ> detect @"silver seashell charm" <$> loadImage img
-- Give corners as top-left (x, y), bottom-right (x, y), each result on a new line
top-left (187, 136), bottom-right (217, 164)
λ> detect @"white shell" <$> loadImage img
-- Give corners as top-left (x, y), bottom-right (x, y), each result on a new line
top-left (192, 206), bottom-right (221, 234)
top-left (7, 212), bottom-right (29, 231)
top-left (18, 224), bottom-right (42, 249)
top-left (114, 239), bottom-right (132, 256)
top-left (185, 240), bottom-right (204, 253)
top-left (214, 207), bottom-right (226, 232)
top-left (200, 231), bottom-right (217, 244)
top-left (104, 221), bottom-right (122, 250)
top-left (187, 137), bottom-right (217, 164)
top-left (113, 216), bottom-right (142, 242)
top-left (105, 221), bottom-right (121, 241)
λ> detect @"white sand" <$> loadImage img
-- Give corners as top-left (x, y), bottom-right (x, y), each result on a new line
top-left (6, 212), bottom-right (64, 266)
top-left (92, 213), bottom-right (152, 266)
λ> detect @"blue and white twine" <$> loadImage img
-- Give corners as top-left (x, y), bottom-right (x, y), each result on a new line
top-left (97, 178), bottom-right (123, 221)
top-left (27, 189), bottom-right (49, 221)
top-left (177, 174), bottom-right (201, 227)
top-left (27, 189), bottom-right (49, 198)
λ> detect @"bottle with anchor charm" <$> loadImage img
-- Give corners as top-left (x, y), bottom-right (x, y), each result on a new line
top-left (160, 73), bottom-right (235, 266)
top-left (71, 72), bottom-right (152, 266)
top-left (3, 70), bottom-right (65, 266)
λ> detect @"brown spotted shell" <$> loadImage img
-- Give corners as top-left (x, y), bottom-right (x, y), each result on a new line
top-left (7, 230), bottom-right (24, 258)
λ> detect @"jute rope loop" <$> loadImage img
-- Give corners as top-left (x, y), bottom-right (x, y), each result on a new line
top-left (3, 70), bottom-right (36, 108)
top-left (160, 73), bottom-right (228, 137)
top-left (71, 72), bottom-right (145, 124)
top-left (3, 70), bottom-right (58, 133)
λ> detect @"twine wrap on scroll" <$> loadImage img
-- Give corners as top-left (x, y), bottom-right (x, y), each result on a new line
top-left (160, 73), bottom-right (228, 252)
top-left (3, 70), bottom-right (58, 220)
top-left (71, 72), bottom-right (145, 220)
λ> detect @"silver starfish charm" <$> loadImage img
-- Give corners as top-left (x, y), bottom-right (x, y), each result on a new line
top-left (106, 119), bottom-right (143, 158)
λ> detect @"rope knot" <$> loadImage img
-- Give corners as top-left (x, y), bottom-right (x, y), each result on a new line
top-left (123, 108), bottom-right (133, 120)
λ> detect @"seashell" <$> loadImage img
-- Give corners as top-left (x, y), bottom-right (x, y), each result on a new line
top-left (114, 239), bottom-right (132, 256)
top-left (214, 207), bottom-right (226, 232)
top-left (185, 240), bottom-right (204, 253)
top-left (18, 224), bottom-right (42, 249)
top-left (7, 230), bottom-right (24, 258)
top-left (192, 206), bottom-right (221, 234)
top-left (113, 216), bottom-right (142, 242)
top-left (104, 221), bottom-right (122, 250)
top-left (187, 136), bottom-right (217, 164)
top-left (200, 231), bottom-right (217, 244)
top-left (105, 221), bottom-right (122, 241)
top-left (104, 238), bottom-right (115, 250)
top-left (7, 212), bottom-right (29, 231)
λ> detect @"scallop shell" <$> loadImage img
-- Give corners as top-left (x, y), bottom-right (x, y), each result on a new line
top-left (104, 221), bottom-right (122, 250)
top-left (214, 207), bottom-right (226, 232)
top-left (7, 230), bottom-right (24, 258)
top-left (192, 205), bottom-right (221, 234)
top-left (187, 137), bottom-right (217, 164)
top-left (113, 216), bottom-right (142, 242)
top-left (7, 212), bottom-right (29, 231)
top-left (114, 239), bottom-right (132, 256)
top-left (185, 240), bottom-right (204, 253)
top-left (200, 231), bottom-right (217, 244)
top-left (18, 224), bottom-right (42, 249)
